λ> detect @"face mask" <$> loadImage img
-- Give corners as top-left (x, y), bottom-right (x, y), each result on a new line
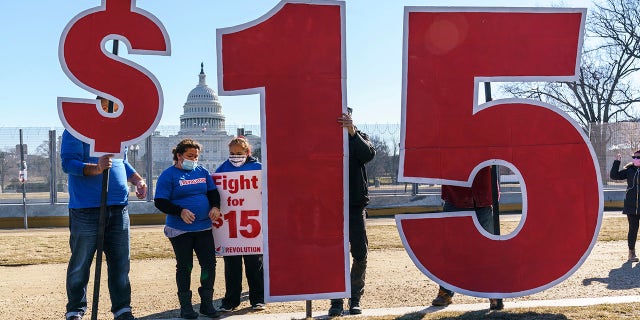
top-left (182, 159), bottom-right (197, 171)
top-left (229, 155), bottom-right (247, 167)
top-left (633, 159), bottom-right (640, 167)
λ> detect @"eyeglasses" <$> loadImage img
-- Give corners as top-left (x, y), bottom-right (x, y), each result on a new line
top-left (632, 156), bottom-right (640, 159)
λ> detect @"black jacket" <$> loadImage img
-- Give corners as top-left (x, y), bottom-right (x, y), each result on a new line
top-left (610, 160), bottom-right (640, 215)
top-left (348, 130), bottom-right (376, 207)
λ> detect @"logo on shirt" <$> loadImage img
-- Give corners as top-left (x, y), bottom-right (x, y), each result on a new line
top-left (179, 178), bottom-right (206, 186)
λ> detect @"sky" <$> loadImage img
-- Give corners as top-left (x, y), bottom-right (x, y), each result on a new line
top-left (0, 0), bottom-right (595, 129)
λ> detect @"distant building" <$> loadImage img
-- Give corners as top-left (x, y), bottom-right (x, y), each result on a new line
top-left (151, 63), bottom-right (260, 174)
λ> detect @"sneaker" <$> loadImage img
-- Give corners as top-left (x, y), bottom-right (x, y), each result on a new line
top-left (431, 289), bottom-right (452, 307)
top-left (114, 312), bottom-right (136, 320)
top-left (67, 316), bottom-right (82, 320)
top-left (252, 303), bottom-right (266, 310)
top-left (217, 305), bottom-right (233, 312)
top-left (489, 298), bottom-right (504, 310)
top-left (328, 299), bottom-right (344, 317)
top-left (348, 299), bottom-right (362, 315)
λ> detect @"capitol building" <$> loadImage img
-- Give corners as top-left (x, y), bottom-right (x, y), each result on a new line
top-left (150, 63), bottom-right (260, 173)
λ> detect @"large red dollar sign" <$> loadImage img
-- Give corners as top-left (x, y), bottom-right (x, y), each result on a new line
top-left (58, 0), bottom-right (170, 155)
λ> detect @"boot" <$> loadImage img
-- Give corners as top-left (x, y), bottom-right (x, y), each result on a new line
top-left (198, 288), bottom-right (219, 318)
top-left (177, 291), bottom-right (199, 319)
top-left (629, 249), bottom-right (639, 262)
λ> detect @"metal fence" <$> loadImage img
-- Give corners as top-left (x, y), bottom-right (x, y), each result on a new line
top-left (0, 122), bottom-right (633, 206)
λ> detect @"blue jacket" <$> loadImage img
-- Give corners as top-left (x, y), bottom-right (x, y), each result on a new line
top-left (60, 130), bottom-right (135, 208)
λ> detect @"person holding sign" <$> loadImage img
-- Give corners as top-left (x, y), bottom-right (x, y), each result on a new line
top-left (61, 97), bottom-right (147, 320)
top-left (154, 139), bottom-right (222, 319)
top-left (430, 167), bottom-right (503, 310)
top-left (329, 108), bottom-right (376, 316)
top-left (610, 151), bottom-right (640, 263)
top-left (213, 136), bottom-right (265, 312)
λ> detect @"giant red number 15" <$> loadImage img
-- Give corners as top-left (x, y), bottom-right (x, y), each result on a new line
top-left (217, 1), bottom-right (603, 302)
top-left (397, 7), bottom-right (602, 297)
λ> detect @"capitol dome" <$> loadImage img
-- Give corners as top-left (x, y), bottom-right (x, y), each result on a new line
top-left (178, 63), bottom-right (226, 134)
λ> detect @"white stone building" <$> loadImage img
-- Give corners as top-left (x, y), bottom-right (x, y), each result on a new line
top-left (151, 64), bottom-right (260, 175)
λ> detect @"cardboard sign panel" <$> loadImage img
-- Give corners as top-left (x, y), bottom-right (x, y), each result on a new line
top-left (212, 170), bottom-right (264, 256)
top-left (57, 0), bottom-right (170, 156)
top-left (397, 8), bottom-right (602, 297)
top-left (217, 0), bottom-right (348, 302)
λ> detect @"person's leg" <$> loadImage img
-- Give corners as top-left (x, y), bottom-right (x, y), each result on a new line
top-left (628, 214), bottom-right (640, 262)
top-left (243, 255), bottom-right (264, 307)
top-left (66, 208), bottom-right (99, 319)
top-left (169, 232), bottom-right (196, 297)
top-left (348, 206), bottom-right (368, 314)
top-left (103, 206), bottom-right (133, 318)
top-left (474, 206), bottom-right (494, 235)
top-left (193, 230), bottom-right (218, 317)
top-left (221, 255), bottom-right (243, 310)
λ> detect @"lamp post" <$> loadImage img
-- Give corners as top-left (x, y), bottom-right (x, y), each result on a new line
top-left (129, 144), bottom-right (140, 168)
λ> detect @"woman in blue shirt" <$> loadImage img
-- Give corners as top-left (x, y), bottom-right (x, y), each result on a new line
top-left (215, 137), bottom-right (265, 312)
top-left (154, 139), bottom-right (221, 319)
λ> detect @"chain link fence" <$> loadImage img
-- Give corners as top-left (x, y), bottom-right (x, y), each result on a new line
top-left (0, 122), bottom-right (632, 206)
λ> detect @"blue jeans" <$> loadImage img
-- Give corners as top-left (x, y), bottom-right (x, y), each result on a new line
top-left (65, 206), bottom-right (132, 319)
top-left (439, 202), bottom-right (494, 297)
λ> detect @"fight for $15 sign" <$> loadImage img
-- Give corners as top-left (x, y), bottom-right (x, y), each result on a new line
top-left (211, 170), bottom-right (263, 256)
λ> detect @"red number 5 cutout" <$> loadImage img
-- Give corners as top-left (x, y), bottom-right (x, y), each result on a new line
top-left (396, 8), bottom-right (602, 297)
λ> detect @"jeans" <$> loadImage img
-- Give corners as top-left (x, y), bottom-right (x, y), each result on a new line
top-left (66, 206), bottom-right (132, 319)
top-left (439, 202), bottom-right (494, 297)
top-left (221, 254), bottom-right (264, 307)
top-left (168, 230), bottom-right (216, 295)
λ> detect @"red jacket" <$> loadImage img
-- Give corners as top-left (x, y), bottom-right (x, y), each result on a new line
top-left (441, 167), bottom-right (494, 208)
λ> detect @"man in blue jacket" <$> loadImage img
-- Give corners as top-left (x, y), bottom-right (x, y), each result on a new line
top-left (61, 98), bottom-right (147, 320)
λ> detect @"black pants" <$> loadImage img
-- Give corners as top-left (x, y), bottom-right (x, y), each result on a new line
top-left (221, 254), bottom-right (264, 307)
top-left (349, 205), bottom-right (368, 300)
top-left (169, 230), bottom-right (217, 294)
top-left (628, 214), bottom-right (640, 250)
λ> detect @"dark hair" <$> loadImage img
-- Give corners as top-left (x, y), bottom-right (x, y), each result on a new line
top-left (635, 150), bottom-right (640, 155)
top-left (172, 138), bottom-right (201, 162)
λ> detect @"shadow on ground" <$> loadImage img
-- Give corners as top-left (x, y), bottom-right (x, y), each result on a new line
top-left (582, 260), bottom-right (640, 290)
top-left (394, 310), bottom-right (569, 320)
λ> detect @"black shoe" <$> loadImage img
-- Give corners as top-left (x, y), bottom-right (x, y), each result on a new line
top-left (328, 299), bottom-right (344, 317)
top-left (200, 303), bottom-right (220, 318)
top-left (67, 316), bottom-right (83, 320)
top-left (114, 312), bottom-right (136, 320)
top-left (180, 308), bottom-right (199, 319)
top-left (348, 299), bottom-right (362, 315)
top-left (218, 304), bottom-right (235, 312)
top-left (489, 298), bottom-right (504, 310)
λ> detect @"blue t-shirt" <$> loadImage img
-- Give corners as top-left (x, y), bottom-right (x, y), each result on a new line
top-left (60, 130), bottom-right (135, 208)
top-left (155, 165), bottom-right (217, 232)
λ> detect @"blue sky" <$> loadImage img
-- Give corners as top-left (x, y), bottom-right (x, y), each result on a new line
top-left (0, 0), bottom-right (594, 128)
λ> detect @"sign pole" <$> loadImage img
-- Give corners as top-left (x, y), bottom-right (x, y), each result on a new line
top-left (91, 39), bottom-right (118, 320)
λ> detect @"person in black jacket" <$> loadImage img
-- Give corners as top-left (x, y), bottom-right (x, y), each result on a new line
top-left (329, 108), bottom-right (376, 316)
top-left (610, 150), bottom-right (640, 262)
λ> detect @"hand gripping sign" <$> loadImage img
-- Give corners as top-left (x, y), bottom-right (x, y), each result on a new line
top-left (396, 8), bottom-right (602, 298)
top-left (57, 0), bottom-right (170, 156)
top-left (217, 1), bottom-right (348, 301)
top-left (212, 170), bottom-right (263, 256)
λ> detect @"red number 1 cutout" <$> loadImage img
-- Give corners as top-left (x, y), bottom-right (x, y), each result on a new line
top-left (397, 8), bottom-right (602, 297)
top-left (217, 1), bottom-right (348, 301)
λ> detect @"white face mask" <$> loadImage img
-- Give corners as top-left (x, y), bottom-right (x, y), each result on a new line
top-left (182, 159), bottom-right (197, 171)
top-left (229, 155), bottom-right (247, 167)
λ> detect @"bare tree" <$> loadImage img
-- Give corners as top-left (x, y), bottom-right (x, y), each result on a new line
top-left (503, 0), bottom-right (640, 126)
top-left (501, 0), bottom-right (640, 180)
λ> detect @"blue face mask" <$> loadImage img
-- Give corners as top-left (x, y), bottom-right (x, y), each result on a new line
top-left (182, 159), bottom-right (197, 171)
